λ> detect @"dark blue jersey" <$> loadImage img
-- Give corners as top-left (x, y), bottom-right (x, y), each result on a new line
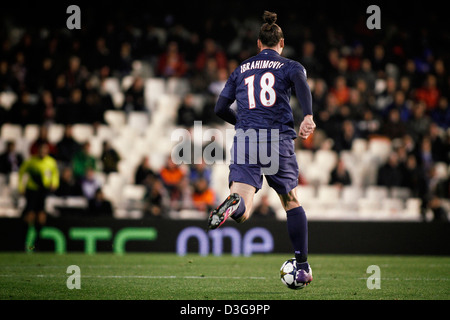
top-left (219, 49), bottom-right (312, 140)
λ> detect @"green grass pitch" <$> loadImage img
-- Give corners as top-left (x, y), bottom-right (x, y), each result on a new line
top-left (0, 253), bottom-right (448, 300)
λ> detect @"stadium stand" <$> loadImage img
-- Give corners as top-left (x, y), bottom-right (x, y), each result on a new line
top-left (0, 2), bottom-right (448, 222)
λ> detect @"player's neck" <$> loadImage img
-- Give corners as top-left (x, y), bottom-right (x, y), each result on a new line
top-left (260, 47), bottom-right (282, 55)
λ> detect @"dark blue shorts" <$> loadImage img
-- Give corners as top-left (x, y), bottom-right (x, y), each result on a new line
top-left (228, 138), bottom-right (299, 195)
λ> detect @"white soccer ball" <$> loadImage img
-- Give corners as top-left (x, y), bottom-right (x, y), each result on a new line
top-left (280, 258), bottom-right (306, 290)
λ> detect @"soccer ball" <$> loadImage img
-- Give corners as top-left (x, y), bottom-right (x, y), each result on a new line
top-left (280, 258), bottom-right (306, 290)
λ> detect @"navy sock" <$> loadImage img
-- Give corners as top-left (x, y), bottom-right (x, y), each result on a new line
top-left (286, 206), bottom-right (309, 271)
top-left (231, 196), bottom-right (246, 221)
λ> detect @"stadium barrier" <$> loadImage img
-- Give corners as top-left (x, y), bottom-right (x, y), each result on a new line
top-left (0, 217), bottom-right (448, 255)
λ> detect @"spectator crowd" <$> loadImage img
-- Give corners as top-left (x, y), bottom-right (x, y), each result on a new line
top-left (0, 3), bottom-right (449, 221)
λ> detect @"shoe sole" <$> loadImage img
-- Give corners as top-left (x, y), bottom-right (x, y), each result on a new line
top-left (207, 193), bottom-right (240, 230)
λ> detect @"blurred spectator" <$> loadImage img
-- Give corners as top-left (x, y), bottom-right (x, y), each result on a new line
top-left (156, 41), bottom-right (188, 78)
top-left (415, 74), bottom-right (440, 111)
top-left (383, 90), bottom-right (411, 123)
top-left (301, 41), bottom-right (322, 78)
top-left (195, 38), bottom-right (227, 73)
top-left (356, 108), bottom-right (380, 139)
top-left (80, 167), bottom-right (101, 200)
top-left (87, 188), bottom-right (113, 217)
top-left (159, 156), bottom-right (185, 198)
top-left (401, 153), bottom-right (427, 198)
top-left (252, 194), bottom-right (276, 219)
top-left (330, 76), bottom-right (350, 106)
top-left (333, 120), bottom-right (357, 153)
top-left (54, 125), bottom-right (81, 165)
top-left (116, 42), bottom-right (133, 77)
top-left (72, 142), bottom-right (97, 180)
top-left (0, 141), bottom-right (23, 175)
top-left (329, 158), bottom-right (352, 188)
top-left (177, 93), bottom-right (199, 128)
top-left (122, 76), bottom-right (146, 112)
top-left (192, 177), bottom-right (215, 213)
top-left (100, 141), bottom-right (120, 174)
top-left (30, 126), bottom-right (57, 156)
top-left (189, 160), bottom-right (212, 186)
top-left (428, 123), bottom-right (448, 163)
top-left (377, 151), bottom-right (404, 188)
top-left (35, 90), bottom-right (56, 125)
top-left (144, 179), bottom-right (168, 218)
top-left (135, 156), bottom-right (158, 185)
top-left (431, 97), bottom-right (450, 130)
top-left (55, 166), bottom-right (82, 197)
top-left (380, 108), bottom-right (407, 140)
top-left (8, 91), bottom-right (34, 125)
top-left (407, 101), bottom-right (431, 142)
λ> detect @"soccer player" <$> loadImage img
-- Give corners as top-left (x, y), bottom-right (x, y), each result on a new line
top-left (18, 143), bottom-right (59, 250)
top-left (207, 11), bottom-right (315, 286)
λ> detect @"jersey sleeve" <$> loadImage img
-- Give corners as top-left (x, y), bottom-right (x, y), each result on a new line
top-left (215, 69), bottom-right (238, 125)
top-left (288, 62), bottom-right (313, 116)
top-left (218, 69), bottom-right (237, 101)
top-left (50, 158), bottom-right (60, 190)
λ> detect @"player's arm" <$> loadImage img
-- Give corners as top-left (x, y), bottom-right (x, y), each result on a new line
top-left (290, 66), bottom-right (315, 139)
top-left (214, 95), bottom-right (237, 125)
top-left (50, 159), bottom-right (59, 191)
top-left (18, 160), bottom-right (29, 194)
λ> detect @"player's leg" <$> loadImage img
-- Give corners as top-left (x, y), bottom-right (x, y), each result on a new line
top-left (278, 188), bottom-right (309, 270)
top-left (229, 181), bottom-right (256, 223)
top-left (265, 139), bottom-right (312, 284)
top-left (207, 182), bottom-right (256, 229)
top-left (278, 188), bottom-right (312, 285)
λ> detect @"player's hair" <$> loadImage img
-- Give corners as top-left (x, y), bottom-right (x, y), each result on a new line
top-left (258, 11), bottom-right (284, 47)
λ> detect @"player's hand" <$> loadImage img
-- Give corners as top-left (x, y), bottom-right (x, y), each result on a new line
top-left (299, 115), bottom-right (316, 140)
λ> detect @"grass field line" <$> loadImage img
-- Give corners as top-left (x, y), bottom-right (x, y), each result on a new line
top-left (0, 273), bottom-right (449, 281)
top-left (0, 274), bottom-right (268, 280)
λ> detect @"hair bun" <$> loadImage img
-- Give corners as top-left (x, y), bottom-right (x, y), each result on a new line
top-left (263, 11), bottom-right (277, 25)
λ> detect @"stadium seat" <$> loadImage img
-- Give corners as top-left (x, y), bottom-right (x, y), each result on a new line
top-left (0, 91), bottom-right (17, 110)
top-left (23, 124), bottom-right (40, 142)
top-left (351, 138), bottom-right (368, 157)
top-left (71, 124), bottom-right (94, 143)
top-left (103, 77), bottom-right (124, 108)
top-left (211, 163), bottom-right (230, 203)
top-left (166, 77), bottom-right (190, 97)
top-left (117, 159), bottom-right (138, 184)
top-left (317, 185), bottom-right (340, 208)
top-left (145, 78), bottom-right (166, 111)
top-left (404, 198), bottom-right (422, 220)
top-left (297, 185), bottom-right (316, 201)
top-left (390, 187), bottom-right (411, 201)
top-left (368, 137), bottom-right (392, 164)
top-left (365, 185), bottom-right (389, 201)
top-left (341, 185), bottom-right (364, 210)
top-left (127, 111), bottom-right (149, 135)
top-left (381, 198), bottom-right (404, 217)
top-left (296, 150), bottom-right (313, 167)
top-left (314, 149), bottom-right (338, 172)
top-left (88, 137), bottom-right (103, 158)
top-left (303, 163), bottom-right (330, 185)
top-left (0, 124), bottom-right (22, 141)
top-left (47, 124), bottom-right (65, 144)
top-left (178, 209), bottom-right (206, 220)
top-left (434, 162), bottom-right (448, 180)
top-left (95, 124), bottom-right (114, 142)
top-left (121, 184), bottom-right (147, 217)
top-left (104, 110), bottom-right (126, 131)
